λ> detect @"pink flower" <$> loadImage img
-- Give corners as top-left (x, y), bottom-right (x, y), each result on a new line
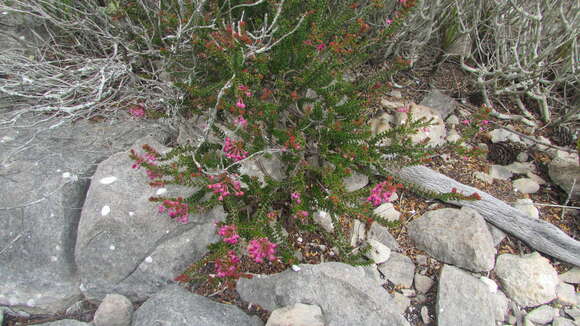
top-left (461, 119), bottom-right (470, 125)
top-left (236, 98), bottom-right (246, 109)
top-left (386, 18), bottom-right (393, 25)
top-left (291, 192), bottom-right (301, 204)
top-left (223, 137), bottom-right (249, 162)
top-left (218, 225), bottom-right (240, 244)
top-left (131, 151), bottom-right (161, 179)
top-left (396, 107), bottom-right (409, 113)
top-left (215, 250), bottom-right (240, 278)
top-left (129, 104), bottom-right (145, 118)
top-left (234, 116), bottom-right (248, 128)
top-left (316, 43), bottom-right (326, 51)
top-left (294, 210), bottom-right (309, 219)
top-left (207, 174), bottom-right (245, 201)
top-left (481, 120), bottom-right (489, 125)
top-left (159, 199), bottom-right (189, 223)
top-left (399, 0), bottom-right (408, 3)
top-left (247, 238), bottom-right (277, 263)
top-left (238, 85), bottom-right (249, 91)
top-left (367, 181), bottom-right (397, 206)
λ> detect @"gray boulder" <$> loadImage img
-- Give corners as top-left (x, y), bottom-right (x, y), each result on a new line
top-left (366, 222), bottom-right (400, 251)
top-left (408, 207), bottom-right (496, 272)
top-left (436, 265), bottom-right (496, 326)
top-left (377, 252), bottom-right (415, 288)
top-left (495, 252), bottom-right (559, 307)
top-left (93, 293), bottom-right (133, 326)
top-left (75, 137), bottom-right (223, 301)
top-left (0, 115), bottom-right (169, 313)
top-left (237, 262), bottom-right (410, 326)
top-left (420, 89), bottom-right (457, 119)
top-left (548, 158), bottom-right (580, 201)
top-left (266, 303), bottom-right (325, 326)
top-left (132, 285), bottom-right (263, 326)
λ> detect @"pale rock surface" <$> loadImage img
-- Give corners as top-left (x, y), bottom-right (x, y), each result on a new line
top-left (75, 138), bottom-right (224, 301)
top-left (552, 317), bottom-right (577, 326)
top-left (446, 127), bottom-right (461, 143)
top-left (474, 171), bottom-right (494, 184)
top-left (343, 171), bottom-right (368, 192)
top-left (350, 219), bottom-right (366, 247)
top-left (237, 262), bottom-right (410, 326)
top-left (495, 253), bottom-right (559, 307)
top-left (408, 207), bottom-right (496, 272)
top-left (487, 224), bottom-right (507, 247)
top-left (391, 292), bottom-right (411, 315)
top-left (507, 161), bottom-right (536, 174)
top-left (559, 268), bottom-right (580, 284)
top-left (480, 276), bottom-right (498, 293)
top-left (414, 274), bottom-right (434, 294)
top-left (377, 252), bottom-right (415, 288)
top-left (365, 239), bottom-right (392, 264)
top-left (420, 306), bottom-right (431, 324)
top-left (132, 285), bottom-right (262, 326)
top-left (93, 293), bottom-right (133, 326)
top-left (490, 128), bottom-right (522, 143)
top-left (371, 102), bottom-right (448, 147)
top-left (313, 210), bottom-right (334, 233)
top-left (436, 265), bottom-right (496, 326)
top-left (527, 172), bottom-right (547, 185)
top-left (266, 303), bottom-right (325, 326)
top-left (517, 152), bottom-right (530, 162)
top-left (564, 307), bottom-right (580, 322)
top-left (366, 222), bottom-right (400, 251)
top-left (556, 282), bottom-right (578, 306)
top-left (513, 178), bottom-right (540, 194)
top-left (525, 305), bottom-right (556, 325)
top-left (491, 291), bottom-right (510, 322)
top-left (0, 115), bottom-right (170, 314)
top-left (548, 158), bottom-right (580, 201)
top-left (490, 165), bottom-right (513, 180)
top-left (419, 89), bottom-right (457, 119)
top-left (239, 154), bottom-right (285, 186)
top-left (373, 203), bottom-right (401, 223)
top-left (446, 114), bottom-right (459, 125)
top-left (513, 199), bottom-right (540, 219)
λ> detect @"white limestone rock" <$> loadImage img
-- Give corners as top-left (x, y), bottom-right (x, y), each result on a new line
top-left (525, 305), bottom-right (556, 325)
top-left (513, 178), bottom-right (540, 194)
top-left (373, 203), bottom-right (401, 223)
top-left (93, 293), bottom-right (133, 326)
top-left (266, 303), bottom-right (325, 326)
top-left (495, 252), bottom-right (559, 307)
top-left (365, 239), bottom-right (392, 264)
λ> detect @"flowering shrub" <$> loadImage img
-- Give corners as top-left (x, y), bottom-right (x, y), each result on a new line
top-left (126, 0), bottom-right (485, 281)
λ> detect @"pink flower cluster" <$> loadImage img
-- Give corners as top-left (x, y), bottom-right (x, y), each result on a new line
top-left (238, 85), bottom-right (253, 97)
top-left (158, 199), bottom-right (189, 223)
top-left (218, 224), bottom-right (240, 244)
top-left (129, 104), bottom-right (145, 118)
top-left (247, 238), bottom-right (277, 263)
top-left (223, 137), bottom-right (249, 161)
top-left (234, 116), bottom-right (248, 128)
top-left (215, 250), bottom-right (240, 278)
top-left (131, 151), bottom-right (161, 180)
top-left (207, 174), bottom-right (244, 200)
top-left (367, 181), bottom-right (397, 206)
top-left (291, 192), bottom-right (301, 204)
top-left (294, 210), bottom-right (309, 219)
